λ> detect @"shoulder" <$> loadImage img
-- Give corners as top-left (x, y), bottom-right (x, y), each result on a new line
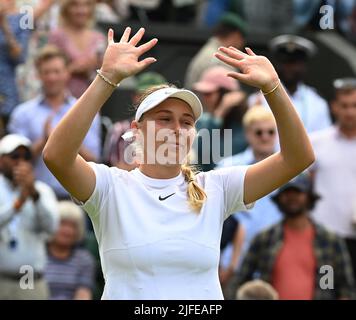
top-left (217, 148), bottom-right (254, 168)
top-left (309, 126), bottom-right (335, 144)
top-left (73, 248), bottom-right (95, 265)
top-left (300, 84), bottom-right (328, 105)
top-left (314, 223), bottom-right (344, 244)
top-left (12, 97), bottom-right (41, 116)
top-left (34, 180), bottom-right (57, 197)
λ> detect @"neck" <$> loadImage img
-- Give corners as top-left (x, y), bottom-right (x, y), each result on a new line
top-left (139, 164), bottom-right (181, 179)
top-left (338, 125), bottom-right (356, 139)
top-left (285, 213), bottom-right (311, 230)
top-left (66, 22), bottom-right (87, 32)
top-left (285, 83), bottom-right (298, 95)
top-left (253, 150), bottom-right (273, 162)
top-left (44, 92), bottom-right (66, 110)
top-left (48, 242), bottom-right (72, 259)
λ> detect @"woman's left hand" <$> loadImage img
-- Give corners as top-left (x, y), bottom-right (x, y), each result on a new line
top-left (215, 47), bottom-right (280, 93)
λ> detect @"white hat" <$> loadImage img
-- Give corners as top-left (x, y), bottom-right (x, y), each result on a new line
top-left (0, 134), bottom-right (31, 156)
top-left (135, 87), bottom-right (203, 122)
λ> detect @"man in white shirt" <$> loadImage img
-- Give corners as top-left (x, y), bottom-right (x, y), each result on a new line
top-left (248, 35), bottom-right (331, 133)
top-left (310, 78), bottom-right (356, 281)
top-left (0, 134), bottom-right (59, 299)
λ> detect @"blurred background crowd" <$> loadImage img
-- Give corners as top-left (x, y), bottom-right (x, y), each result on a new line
top-left (0, 0), bottom-right (356, 300)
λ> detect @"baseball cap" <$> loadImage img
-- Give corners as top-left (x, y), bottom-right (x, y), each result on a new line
top-left (136, 72), bottom-right (167, 92)
top-left (333, 78), bottom-right (356, 90)
top-left (135, 87), bottom-right (203, 122)
top-left (193, 66), bottom-right (240, 93)
top-left (271, 173), bottom-right (320, 204)
top-left (269, 35), bottom-right (317, 62)
top-left (0, 134), bottom-right (31, 156)
top-left (218, 12), bottom-right (248, 36)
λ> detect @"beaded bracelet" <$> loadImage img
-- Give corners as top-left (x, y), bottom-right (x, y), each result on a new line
top-left (96, 69), bottom-right (120, 88)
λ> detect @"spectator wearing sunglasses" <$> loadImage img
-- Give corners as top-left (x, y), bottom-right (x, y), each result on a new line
top-left (0, 134), bottom-right (59, 299)
top-left (217, 106), bottom-right (282, 285)
top-left (310, 77), bottom-right (356, 282)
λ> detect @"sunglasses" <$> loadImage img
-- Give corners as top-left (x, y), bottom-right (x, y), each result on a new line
top-left (8, 150), bottom-right (32, 161)
top-left (254, 129), bottom-right (276, 137)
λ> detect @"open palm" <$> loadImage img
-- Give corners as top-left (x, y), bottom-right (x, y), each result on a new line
top-left (100, 27), bottom-right (158, 84)
top-left (215, 47), bottom-right (279, 93)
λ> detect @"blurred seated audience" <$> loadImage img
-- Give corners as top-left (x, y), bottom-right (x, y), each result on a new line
top-left (45, 201), bottom-right (95, 300)
top-left (0, 134), bottom-right (59, 299)
top-left (185, 12), bottom-right (246, 90)
top-left (217, 106), bottom-right (282, 268)
top-left (310, 77), bottom-right (356, 282)
top-left (48, 0), bottom-right (106, 98)
top-left (0, 0), bottom-right (32, 125)
top-left (236, 279), bottom-right (279, 300)
top-left (193, 66), bottom-right (247, 171)
top-left (248, 35), bottom-right (331, 133)
top-left (8, 45), bottom-right (101, 200)
top-left (226, 174), bottom-right (355, 300)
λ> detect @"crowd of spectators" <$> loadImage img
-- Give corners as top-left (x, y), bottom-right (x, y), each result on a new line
top-left (0, 0), bottom-right (356, 300)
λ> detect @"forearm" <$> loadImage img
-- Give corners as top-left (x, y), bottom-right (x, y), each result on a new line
top-left (264, 84), bottom-right (314, 168)
top-left (43, 76), bottom-right (115, 167)
top-left (1, 22), bottom-right (22, 60)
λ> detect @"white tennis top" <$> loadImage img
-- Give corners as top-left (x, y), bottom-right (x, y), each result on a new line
top-left (80, 163), bottom-right (252, 300)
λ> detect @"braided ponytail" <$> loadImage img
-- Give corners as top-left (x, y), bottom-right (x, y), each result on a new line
top-left (181, 164), bottom-right (207, 213)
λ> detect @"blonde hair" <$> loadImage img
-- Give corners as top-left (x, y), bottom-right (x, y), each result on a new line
top-left (242, 105), bottom-right (276, 129)
top-left (34, 45), bottom-right (69, 69)
top-left (236, 280), bottom-right (279, 300)
top-left (58, 201), bottom-right (86, 242)
top-left (136, 84), bottom-right (207, 213)
top-left (59, 0), bottom-right (95, 27)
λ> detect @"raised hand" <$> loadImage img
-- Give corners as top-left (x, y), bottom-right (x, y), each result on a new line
top-left (215, 47), bottom-right (280, 93)
top-left (100, 27), bottom-right (158, 85)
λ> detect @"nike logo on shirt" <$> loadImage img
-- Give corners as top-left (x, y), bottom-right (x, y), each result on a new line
top-left (158, 193), bottom-right (175, 201)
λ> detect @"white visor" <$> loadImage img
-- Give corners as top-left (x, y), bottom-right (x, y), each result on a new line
top-left (135, 87), bottom-right (203, 122)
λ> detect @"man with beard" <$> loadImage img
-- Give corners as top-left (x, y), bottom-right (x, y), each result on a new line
top-left (248, 35), bottom-right (331, 133)
top-left (226, 173), bottom-right (355, 300)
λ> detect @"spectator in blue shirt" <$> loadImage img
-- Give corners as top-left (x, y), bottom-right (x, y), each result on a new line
top-left (8, 45), bottom-right (101, 199)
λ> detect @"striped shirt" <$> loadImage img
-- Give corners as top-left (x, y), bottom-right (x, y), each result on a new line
top-left (44, 248), bottom-right (95, 300)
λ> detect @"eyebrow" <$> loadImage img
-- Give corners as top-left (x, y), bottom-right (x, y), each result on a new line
top-left (154, 109), bottom-right (195, 120)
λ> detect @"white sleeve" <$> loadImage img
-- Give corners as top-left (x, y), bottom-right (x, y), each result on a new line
top-left (74, 162), bottom-right (113, 219)
top-left (212, 166), bottom-right (255, 219)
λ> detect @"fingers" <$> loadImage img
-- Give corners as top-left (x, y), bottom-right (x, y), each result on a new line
top-left (214, 52), bottom-right (242, 68)
top-left (137, 38), bottom-right (158, 55)
top-left (120, 27), bottom-right (131, 43)
top-left (137, 57), bottom-right (157, 72)
top-left (227, 71), bottom-right (249, 82)
top-left (245, 47), bottom-right (256, 56)
top-left (219, 47), bottom-right (248, 60)
top-left (108, 28), bottom-right (114, 45)
top-left (129, 27), bottom-right (145, 46)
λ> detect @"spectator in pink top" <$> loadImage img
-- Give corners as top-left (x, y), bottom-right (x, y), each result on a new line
top-left (48, 0), bottom-right (106, 98)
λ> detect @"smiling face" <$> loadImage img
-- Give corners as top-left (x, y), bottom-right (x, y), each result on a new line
top-left (132, 98), bottom-right (196, 166)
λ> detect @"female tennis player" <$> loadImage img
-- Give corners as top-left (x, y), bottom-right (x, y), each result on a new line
top-left (43, 27), bottom-right (315, 299)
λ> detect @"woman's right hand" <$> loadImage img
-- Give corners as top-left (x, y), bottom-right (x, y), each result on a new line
top-left (99, 27), bottom-right (158, 85)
